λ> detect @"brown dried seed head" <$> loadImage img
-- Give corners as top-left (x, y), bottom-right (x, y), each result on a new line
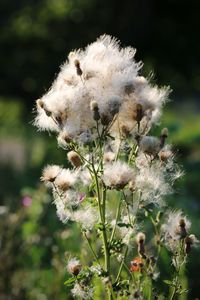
top-left (159, 149), bottom-right (172, 161)
top-left (136, 232), bottom-right (146, 245)
top-left (100, 113), bottom-right (111, 126)
top-left (135, 103), bottom-right (144, 123)
top-left (74, 59), bottom-right (83, 76)
top-left (90, 100), bottom-right (99, 111)
top-left (74, 59), bottom-right (80, 68)
top-left (121, 125), bottom-right (131, 137)
top-left (179, 218), bottom-right (186, 228)
top-left (161, 127), bottom-right (169, 138)
top-left (67, 151), bottom-right (82, 168)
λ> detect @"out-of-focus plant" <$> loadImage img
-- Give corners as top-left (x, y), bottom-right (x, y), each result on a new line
top-left (34, 35), bottom-right (198, 299)
top-left (0, 186), bottom-right (79, 300)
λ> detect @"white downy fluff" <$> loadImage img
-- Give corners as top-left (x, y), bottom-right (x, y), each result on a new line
top-left (34, 35), bottom-right (169, 141)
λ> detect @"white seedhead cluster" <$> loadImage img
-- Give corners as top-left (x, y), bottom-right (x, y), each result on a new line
top-left (35, 35), bottom-right (198, 299)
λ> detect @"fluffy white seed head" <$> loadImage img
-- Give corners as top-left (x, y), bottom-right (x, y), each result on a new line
top-left (161, 210), bottom-right (191, 251)
top-left (41, 165), bottom-right (62, 183)
top-left (139, 136), bottom-right (160, 156)
top-left (54, 169), bottom-right (78, 191)
top-left (102, 161), bottom-right (134, 189)
top-left (67, 258), bottom-right (82, 275)
top-left (71, 283), bottom-right (93, 299)
top-left (34, 35), bottom-right (170, 143)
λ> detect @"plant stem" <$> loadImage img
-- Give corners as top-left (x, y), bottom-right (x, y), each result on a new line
top-left (83, 232), bottom-right (100, 264)
top-left (91, 159), bottom-right (110, 273)
top-left (110, 193), bottom-right (122, 243)
top-left (116, 246), bottom-right (128, 282)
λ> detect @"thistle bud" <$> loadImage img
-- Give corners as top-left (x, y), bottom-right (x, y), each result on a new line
top-left (185, 235), bottom-right (192, 254)
top-left (121, 125), bottom-right (131, 137)
top-left (103, 151), bottom-right (115, 163)
top-left (136, 232), bottom-right (146, 244)
top-left (90, 101), bottom-right (100, 121)
top-left (184, 234), bottom-right (199, 254)
top-left (139, 136), bottom-right (160, 156)
top-left (67, 151), bottom-right (82, 168)
top-left (160, 128), bottom-right (168, 148)
top-left (179, 218), bottom-right (187, 238)
top-left (135, 103), bottom-right (144, 125)
top-left (158, 149), bottom-right (172, 161)
top-left (57, 131), bottom-right (72, 148)
top-left (100, 113), bottom-right (111, 126)
top-left (108, 96), bottom-right (121, 116)
top-left (129, 179), bottom-right (136, 192)
top-left (41, 165), bottom-right (61, 183)
top-left (67, 258), bottom-right (82, 276)
top-left (136, 232), bottom-right (146, 258)
top-left (74, 59), bottom-right (83, 76)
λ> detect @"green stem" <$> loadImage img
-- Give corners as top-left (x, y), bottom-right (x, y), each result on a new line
top-left (170, 285), bottom-right (177, 300)
top-left (110, 193), bottom-right (122, 243)
top-left (91, 159), bottom-right (110, 273)
top-left (116, 246), bottom-right (128, 282)
top-left (83, 232), bottom-right (100, 264)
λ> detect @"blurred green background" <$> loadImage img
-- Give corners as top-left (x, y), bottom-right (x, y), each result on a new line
top-left (0, 0), bottom-right (199, 299)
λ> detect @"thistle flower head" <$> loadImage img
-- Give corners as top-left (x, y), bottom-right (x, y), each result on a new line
top-left (139, 136), bottom-right (160, 156)
top-left (103, 151), bottom-right (116, 163)
top-left (54, 169), bottom-right (78, 191)
top-left (102, 161), bottom-right (134, 189)
top-left (161, 210), bottom-right (191, 250)
top-left (34, 35), bottom-right (169, 142)
top-left (41, 165), bottom-right (62, 183)
top-left (71, 282), bottom-right (93, 299)
top-left (67, 257), bottom-right (82, 276)
top-left (184, 234), bottom-right (199, 254)
top-left (67, 151), bottom-right (82, 168)
top-left (136, 232), bottom-right (146, 244)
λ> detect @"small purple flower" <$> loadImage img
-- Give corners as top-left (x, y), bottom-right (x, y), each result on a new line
top-left (22, 196), bottom-right (32, 207)
top-left (79, 193), bottom-right (86, 202)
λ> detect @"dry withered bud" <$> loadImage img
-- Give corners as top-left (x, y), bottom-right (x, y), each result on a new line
top-left (90, 101), bottom-right (100, 121)
top-left (74, 59), bottom-right (83, 76)
top-left (160, 127), bottom-right (169, 148)
top-left (67, 151), bottom-right (82, 168)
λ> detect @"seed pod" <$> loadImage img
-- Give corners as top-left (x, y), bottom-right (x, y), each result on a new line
top-left (90, 101), bottom-right (100, 121)
top-left (57, 131), bottom-right (72, 147)
top-left (108, 96), bottom-right (121, 116)
top-left (100, 113), bottom-right (111, 126)
top-left (185, 236), bottom-right (192, 254)
top-left (136, 232), bottom-right (146, 258)
top-left (121, 125), bottom-right (131, 137)
top-left (160, 127), bottom-right (169, 148)
top-left (179, 218), bottom-right (187, 239)
top-left (135, 103), bottom-right (144, 127)
top-left (67, 258), bottom-right (82, 276)
top-left (158, 149), bottom-right (172, 161)
top-left (74, 59), bottom-right (83, 76)
top-left (67, 151), bottom-right (82, 168)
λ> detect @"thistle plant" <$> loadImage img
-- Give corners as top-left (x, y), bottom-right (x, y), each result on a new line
top-left (34, 35), bottom-right (198, 299)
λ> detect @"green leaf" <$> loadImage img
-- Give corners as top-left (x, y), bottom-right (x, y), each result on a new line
top-left (163, 279), bottom-right (173, 286)
top-left (117, 222), bottom-right (132, 228)
top-left (64, 277), bottom-right (77, 286)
